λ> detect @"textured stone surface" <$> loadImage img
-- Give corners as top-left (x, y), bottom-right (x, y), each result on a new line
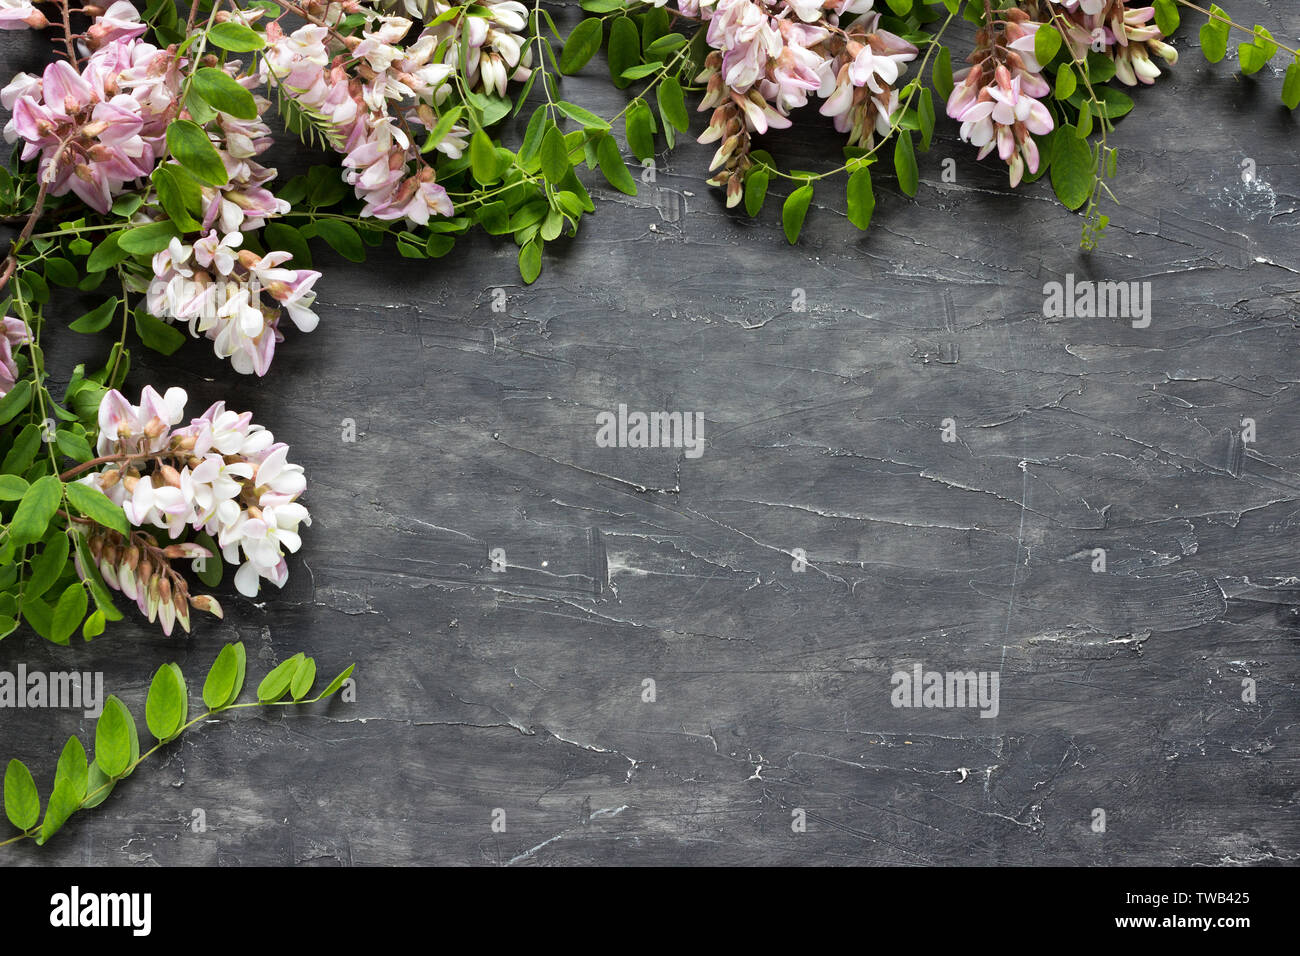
top-left (1, 3), bottom-right (1298, 866)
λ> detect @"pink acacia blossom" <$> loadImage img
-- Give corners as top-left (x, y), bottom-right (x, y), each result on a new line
top-left (949, 64), bottom-right (1052, 187)
top-left (2, 9), bottom-right (178, 214)
top-left (82, 388), bottom-right (312, 615)
top-left (0, 316), bottom-right (31, 397)
top-left (0, 0), bottom-right (46, 31)
top-left (148, 238), bottom-right (321, 377)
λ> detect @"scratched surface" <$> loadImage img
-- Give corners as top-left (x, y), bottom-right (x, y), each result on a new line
top-left (3, 3), bottom-right (1300, 866)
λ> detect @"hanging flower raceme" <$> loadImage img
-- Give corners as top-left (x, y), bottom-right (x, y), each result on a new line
top-left (76, 386), bottom-right (311, 634)
top-left (1, 3), bottom-right (181, 213)
top-left (146, 235), bottom-right (321, 376)
top-left (418, 0), bottom-right (533, 96)
top-left (1044, 0), bottom-right (1178, 84)
top-left (947, 9), bottom-right (1054, 187)
top-left (691, 0), bottom-right (916, 207)
top-left (259, 7), bottom-right (518, 227)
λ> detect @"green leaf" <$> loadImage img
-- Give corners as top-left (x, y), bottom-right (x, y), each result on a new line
top-left (66, 480), bottom-right (130, 539)
top-left (932, 46), bottom-right (953, 101)
top-left (11, 475), bottom-right (61, 546)
top-left (540, 126), bottom-right (571, 184)
top-left (81, 761), bottom-right (115, 810)
top-left (0, 379), bottom-right (31, 426)
top-left (55, 429), bottom-right (92, 463)
top-left (192, 67), bottom-right (258, 119)
top-left (291, 657), bottom-right (317, 701)
top-left (608, 17), bottom-right (640, 89)
top-left (1092, 86), bottom-right (1134, 120)
top-left (540, 209), bottom-right (564, 242)
top-left (51, 582), bottom-right (88, 645)
top-left (621, 61), bottom-right (663, 81)
top-left (3, 423), bottom-right (41, 476)
top-left (917, 88), bottom-right (935, 151)
top-left (1200, 5), bottom-right (1229, 63)
top-left (595, 134), bottom-right (637, 195)
top-left (469, 128), bottom-right (500, 185)
top-left (151, 164), bottom-right (201, 232)
top-left (95, 696), bottom-right (133, 778)
top-left (86, 231), bottom-right (128, 272)
top-left (744, 166), bottom-right (769, 217)
top-left (166, 119), bottom-right (228, 186)
top-left (203, 641), bottom-right (246, 710)
top-left (518, 106), bottom-right (546, 164)
top-left (315, 219), bottom-right (366, 262)
top-left (1051, 126), bottom-right (1095, 210)
top-left (25, 532), bottom-right (69, 601)
top-left (846, 166), bottom-right (875, 231)
top-left (1076, 99), bottom-right (1093, 138)
top-left (71, 531), bottom-right (123, 623)
top-left (885, 0), bottom-right (912, 13)
top-left (317, 663), bottom-right (355, 700)
top-left (1055, 64), bottom-right (1077, 100)
top-left (1086, 50), bottom-right (1117, 83)
top-left (208, 21), bottom-right (265, 51)
top-left (657, 76), bottom-right (690, 132)
top-left (782, 184), bottom-right (814, 244)
top-left (1154, 0), bottom-right (1179, 36)
top-left (82, 609), bottom-right (105, 640)
top-left (118, 221), bottom-right (181, 254)
top-left (626, 101), bottom-right (655, 162)
top-left (68, 297), bottom-right (120, 334)
top-left (44, 257), bottom-right (78, 287)
top-left (646, 33), bottom-right (685, 58)
top-left (1034, 25), bottom-right (1063, 69)
top-left (518, 240), bottom-right (542, 284)
top-left (1239, 27), bottom-right (1276, 75)
top-left (146, 663), bottom-right (188, 742)
top-left (556, 100), bottom-right (611, 130)
top-left (1284, 59), bottom-right (1300, 110)
top-left (4, 759), bottom-right (39, 831)
top-left (257, 653), bottom-right (305, 703)
top-left (264, 221), bottom-right (312, 269)
top-left (559, 17), bottom-right (602, 74)
top-left (134, 310), bottom-right (187, 355)
top-left (0, 474), bottom-right (27, 500)
top-left (110, 193), bottom-right (143, 218)
top-left (187, 532), bottom-right (221, 589)
top-left (893, 130), bottom-right (918, 197)
top-left (38, 736), bottom-right (87, 844)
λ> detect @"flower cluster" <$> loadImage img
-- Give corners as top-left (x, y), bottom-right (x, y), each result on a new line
top-left (78, 386), bottom-right (311, 632)
top-left (0, 316), bottom-right (31, 398)
top-left (418, 0), bottom-right (533, 97)
top-left (0, 4), bottom-right (320, 376)
top-left (261, 3), bottom-right (533, 226)
top-left (947, 9), bottom-right (1054, 187)
top-left (1, 3), bottom-right (176, 213)
top-left (689, 0), bottom-right (915, 206)
top-left (147, 234), bottom-right (321, 376)
top-left (1047, 0), bottom-right (1179, 86)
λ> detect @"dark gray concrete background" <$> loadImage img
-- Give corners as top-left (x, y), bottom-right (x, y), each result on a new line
top-left (2, 2), bottom-right (1298, 865)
